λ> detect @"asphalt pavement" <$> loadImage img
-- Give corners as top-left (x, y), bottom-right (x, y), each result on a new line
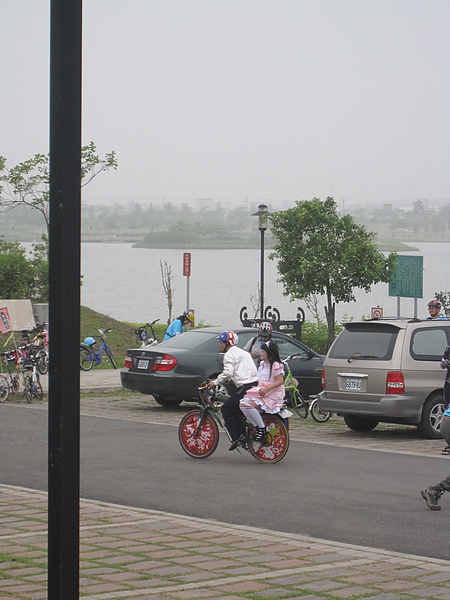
top-left (1, 369), bottom-right (450, 599)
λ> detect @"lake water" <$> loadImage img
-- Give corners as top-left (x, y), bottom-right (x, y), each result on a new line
top-left (79, 242), bottom-right (450, 328)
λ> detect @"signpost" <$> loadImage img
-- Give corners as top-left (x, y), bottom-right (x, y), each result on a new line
top-left (0, 307), bottom-right (12, 334)
top-left (183, 253), bottom-right (191, 313)
top-left (371, 306), bottom-right (383, 320)
top-left (389, 255), bottom-right (423, 317)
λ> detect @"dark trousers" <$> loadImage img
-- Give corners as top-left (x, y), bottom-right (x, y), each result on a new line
top-left (221, 381), bottom-right (257, 441)
top-left (434, 417), bottom-right (450, 494)
top-left (444, 381), bottom-right (450, 409)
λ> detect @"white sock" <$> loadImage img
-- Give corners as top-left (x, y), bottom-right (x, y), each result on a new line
top-left (240, 405), bottom-right (265, 428)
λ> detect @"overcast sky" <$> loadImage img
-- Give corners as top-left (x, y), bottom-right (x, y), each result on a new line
top-left (2, 0), bottom-right (449, 209)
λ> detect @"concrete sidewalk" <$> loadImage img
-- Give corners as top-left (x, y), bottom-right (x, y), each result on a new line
top-left (1, 484), bottom-right (449, 600)
top-left (40, 368), bottom-right (123, 394)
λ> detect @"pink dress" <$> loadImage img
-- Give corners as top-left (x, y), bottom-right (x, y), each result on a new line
top-left (243, 360), bottom-right (285, 413)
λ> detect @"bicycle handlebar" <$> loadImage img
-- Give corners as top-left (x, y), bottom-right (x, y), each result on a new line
top-left (98, 328), bottom-right (112, 336)
top-left (141, 319), bottom-right (159, 327)
top-left (282, 353), bottom-right (300, 363)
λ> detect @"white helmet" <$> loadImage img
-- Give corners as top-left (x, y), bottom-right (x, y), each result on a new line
top-left (258, 321), bottom-right (273, 335)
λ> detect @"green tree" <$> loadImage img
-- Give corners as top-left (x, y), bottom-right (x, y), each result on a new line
top-left (28, 237), bottom-right (49, 302)
top-left (0, 142), bottom-right (118, 237)
top-left (0, 238), bottom-right (49, 302)
top-left (0, 240), bottom-right (33, 299)
top-left (269, 197), bottom-right (397, 349)
top-left (435, 291), bottom-right (450, 318)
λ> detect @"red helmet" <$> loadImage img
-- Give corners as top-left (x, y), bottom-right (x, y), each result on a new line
top-left (428, 299), bottom-right (441, 309)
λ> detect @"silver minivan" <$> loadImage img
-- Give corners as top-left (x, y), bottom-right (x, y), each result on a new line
top-left (318, 319), bottom-right (450, 439)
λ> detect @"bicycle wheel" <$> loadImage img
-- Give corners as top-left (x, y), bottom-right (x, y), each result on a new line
top-left (310, 398), bottom-right (332, 422)
top-left (285, 389), bottom-right (308, 419)
top-left (80, 348), bottom-right (94, 371)
top-left (33, 374), bottom-right (44, 401)
top-left (24, 373), bottom-right (33, 403)
top-left (178, 409), bottom-right (219, 459)
top-left (105, 346), bottom-right (117, 369)
top-left (248, 414), bottom-right (289, 464)
top-left (36, 351), bottom-right (48, 375)
top-left (0, 375), bottom-right (10, 402)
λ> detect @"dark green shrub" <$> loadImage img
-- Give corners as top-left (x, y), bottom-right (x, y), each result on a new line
top-left (301, 319), bottom-right (343, 355)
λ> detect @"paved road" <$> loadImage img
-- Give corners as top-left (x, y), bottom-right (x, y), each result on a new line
top-left (1, 403), bottom-right (449, 561)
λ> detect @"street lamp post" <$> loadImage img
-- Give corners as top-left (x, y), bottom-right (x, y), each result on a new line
top-left (252, 204), bottom-right (269, 319)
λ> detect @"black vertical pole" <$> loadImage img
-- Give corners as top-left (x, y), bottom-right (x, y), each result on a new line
top-left (260, 228), bottom-right (264, 319)
top-left (48, 1), bottom-right (82, 599)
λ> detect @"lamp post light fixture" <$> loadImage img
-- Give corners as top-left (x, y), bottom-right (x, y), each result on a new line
top-left (252, 203), bottom-right (269, 319)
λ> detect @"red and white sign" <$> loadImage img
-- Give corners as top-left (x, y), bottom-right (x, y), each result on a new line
top-left (371, 306), bottom-right (383, 319)
top-left (0, 306), bottom-right (12, 334)
top-left (183, 252), bottom-right (191, 277)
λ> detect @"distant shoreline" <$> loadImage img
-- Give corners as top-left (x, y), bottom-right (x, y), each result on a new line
top-left (13, 235), bottom-right (439, 253)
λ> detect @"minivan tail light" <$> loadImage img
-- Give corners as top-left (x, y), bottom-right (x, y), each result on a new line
top-left (124, 354), bottom-right (132, 369)
top-left (152, 354), bottom-right (177, 372)
top-left (321, 368), bottom-right (326, 390)
top-left (386, 371), bottom-right (405, 394)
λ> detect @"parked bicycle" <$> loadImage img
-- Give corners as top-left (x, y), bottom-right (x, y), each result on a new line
top-left (22, 354), bottom-right (44, 402)
top-left (282, 354), bottom-right (308, 419)
top-left (309, 395), bottom-right (332, 422)
top-left (80, 328), bottom-right (117, 371)
top-left (135, 319), bottom-right (159, 348)
top-left (0, 346), bottom-right (44, 403)
top-left (178, 379), bottom-right (290, 463)
top-left (21, 324), bottom-right (49, 375)
top-left (0, 351), bottom-right (23, 402)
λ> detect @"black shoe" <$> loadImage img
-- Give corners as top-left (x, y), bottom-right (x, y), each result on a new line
top-left (254, 427), bottom-right (267, 442)
top-left (421, 487), bottom-right (442, 511)
top-left (229, 434), bottom-right (247, 451)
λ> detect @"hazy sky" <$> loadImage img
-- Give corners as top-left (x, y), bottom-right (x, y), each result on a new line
top-left (2, 0), bottom-right (449, 208)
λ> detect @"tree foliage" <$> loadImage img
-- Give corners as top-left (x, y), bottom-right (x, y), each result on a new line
top-left (269, 197), bottom-right (397, 349)
top-left (0, 239), bottom-right (48, 302)
top-left (435, 291), bottom-right (450, 318)
top-left (0, 142), bottom-right (118, 236)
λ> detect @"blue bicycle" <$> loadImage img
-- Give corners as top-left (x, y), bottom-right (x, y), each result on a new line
top-left (80, 328), bottom-right (117, 371)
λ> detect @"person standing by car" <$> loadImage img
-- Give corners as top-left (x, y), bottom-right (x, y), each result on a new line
top-left (421, 404), bottom-right (450, 510)
top-left (163, 312), bottom-right (193, 341)
top-left (244, 321), bottom-right (273, 366)
top-left (208, 331), bottom-right (258, 451)
top-left (442, 344), bottom-right (450, 410)
top-left (239, 340), bottom-right (285, 442)
top-left (426, 299), bottom-right (447, 320)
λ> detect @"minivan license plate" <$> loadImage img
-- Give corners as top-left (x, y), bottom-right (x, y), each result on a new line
top-left (137, 359), bottom-right (149, 370)
top-left (346, 378), bottom-right (361, 390)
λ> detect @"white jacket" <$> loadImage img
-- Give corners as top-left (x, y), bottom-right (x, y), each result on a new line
top-left (214, 345), bottom-right (258, 388)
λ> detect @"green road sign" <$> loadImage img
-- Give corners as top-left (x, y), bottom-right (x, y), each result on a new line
top-left (389, 255), bottom-right (423, 299)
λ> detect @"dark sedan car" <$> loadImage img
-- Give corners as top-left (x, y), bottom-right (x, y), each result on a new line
top-left (121, 327), bottom-right (324, 407)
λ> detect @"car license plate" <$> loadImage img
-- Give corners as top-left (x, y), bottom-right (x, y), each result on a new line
top-left (346, 378), bottom-right (361, 390)
top-left (137, 359), bottom-right (149, 370)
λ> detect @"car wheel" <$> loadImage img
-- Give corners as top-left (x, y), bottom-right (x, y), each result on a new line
top-left (154, 396), bottom-right (183, 408)
top-left (417, 394), bottom-right (445, 439)
top-left (343, 415), bottom-right (379, 432)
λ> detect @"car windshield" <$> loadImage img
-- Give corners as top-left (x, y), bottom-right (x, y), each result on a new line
top-left (329, 324), bottom-right (398, 361)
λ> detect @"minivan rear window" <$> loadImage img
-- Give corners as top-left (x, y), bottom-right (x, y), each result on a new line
top-left (329, 324), bottom-right (398, 361)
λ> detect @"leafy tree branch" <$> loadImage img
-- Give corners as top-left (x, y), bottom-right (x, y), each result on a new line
top-left (269, 197), bottom-right (397, 349)
top-left (0, 142), bottom-right (118, 237)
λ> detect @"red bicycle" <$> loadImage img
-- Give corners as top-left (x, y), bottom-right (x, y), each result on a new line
top-left (178, 380), bottom-right (290, 463)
